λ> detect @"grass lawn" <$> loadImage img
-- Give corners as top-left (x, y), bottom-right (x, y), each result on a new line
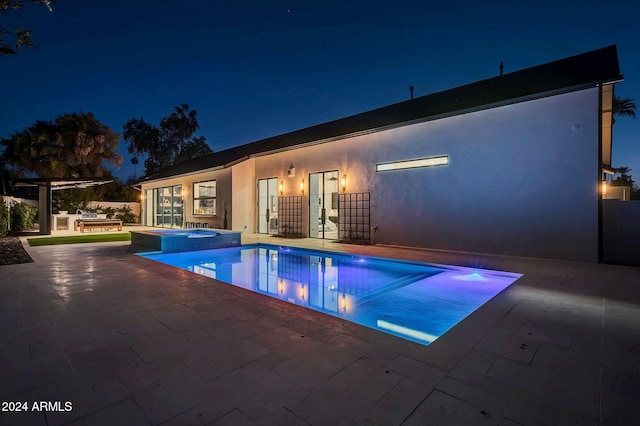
top-left (27, 233), bottom-right (131, 246)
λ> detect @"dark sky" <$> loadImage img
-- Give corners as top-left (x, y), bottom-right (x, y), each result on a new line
top-left (2, 0), bottom-right (639, 182)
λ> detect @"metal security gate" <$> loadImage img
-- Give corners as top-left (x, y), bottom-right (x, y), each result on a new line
top-left (278, 196), bottom-right (303, 237)
top-left (338, 192), bottom-right (371, 244)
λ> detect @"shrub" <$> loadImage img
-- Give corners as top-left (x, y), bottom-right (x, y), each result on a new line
top-left (104, 207), bottom-right (116, 219)
top-left (11, 202), bottom-right (38, 232)
top-left (115, 205), bottom-right (138, 224)
top-left (94, 204), bottom-right (137, 223)
top-left (0, 201), bottom-right (9, 237)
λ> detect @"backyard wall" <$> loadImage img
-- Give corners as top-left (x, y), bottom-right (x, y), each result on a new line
top-left (602, 200), bottom-right (640, 266)
top-left (86, 201), bottom-right (141, 221)
top-left (0, 196), bottom-right (38, 208)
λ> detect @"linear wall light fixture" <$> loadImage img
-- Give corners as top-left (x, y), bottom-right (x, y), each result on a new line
top-left (376, 155), bottom-right (448, 172)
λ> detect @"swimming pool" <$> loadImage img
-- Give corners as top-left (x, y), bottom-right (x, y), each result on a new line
top-left (140, 244), bottom-right (520, 346)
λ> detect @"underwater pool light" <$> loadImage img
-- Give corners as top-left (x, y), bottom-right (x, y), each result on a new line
top-left (451, 272), bottom-right (490, 282)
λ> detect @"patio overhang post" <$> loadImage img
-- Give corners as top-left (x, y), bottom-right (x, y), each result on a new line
top-left (38, 182), bottom-right (52, 235)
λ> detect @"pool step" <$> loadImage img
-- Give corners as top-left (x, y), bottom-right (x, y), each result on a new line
top-left (355, 272), bottom-right (439, 306)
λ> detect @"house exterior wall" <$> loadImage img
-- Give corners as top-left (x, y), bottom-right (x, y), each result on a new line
top-left (141, 168), bottom-right (232, 228)
top-left (603, 185), bottom-right (632, 201)
top-left (370, 89), bottom-right (599, 261)
top-left (253, 88), bottom-right (600, 261)
top-left (232, 158), bottom-right (255, 232)
top-left (140, 87), bottom-right (600, 262)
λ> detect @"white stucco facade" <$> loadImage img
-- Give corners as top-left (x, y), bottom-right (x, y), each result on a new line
top-left (254, 88), bottom-right (600, 261)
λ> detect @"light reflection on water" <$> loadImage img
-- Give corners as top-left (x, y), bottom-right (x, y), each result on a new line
top-left (141, 245), bottom-right (520, 346)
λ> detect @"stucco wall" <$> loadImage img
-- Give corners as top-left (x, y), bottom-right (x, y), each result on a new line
top-left (254, 88), bottom-right (600, 261)
top-left (232, 158), bottom-right (256, 232)
top-left (141, 168), bottom-right (232, 228)
top-left (142, 88), bottom-right (600, 261)
top-left (86, 201), bottom-right (141, 220)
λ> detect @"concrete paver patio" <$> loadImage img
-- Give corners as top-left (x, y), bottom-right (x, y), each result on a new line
top-left (1, 233), bottom-right (640, 425)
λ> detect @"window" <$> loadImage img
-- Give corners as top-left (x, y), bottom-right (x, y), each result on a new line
top-left (193, 180), bottom-right (216, 215)
top-left (376, 155), bottom-right (448, 172)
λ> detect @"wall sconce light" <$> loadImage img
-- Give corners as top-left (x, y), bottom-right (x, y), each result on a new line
top-left (341, 174), bottom-right (347, 192)
top-left (279, 180), bottom-right (284, 195)
top-left (300, 179), bottom-right (305, 194)
top-left (601, 180), bottom-right (607, 196)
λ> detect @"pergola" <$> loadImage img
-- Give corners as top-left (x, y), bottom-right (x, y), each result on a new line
top-left (15, 178), bottom-right (113, 235)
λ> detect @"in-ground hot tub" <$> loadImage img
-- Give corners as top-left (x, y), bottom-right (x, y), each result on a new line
top-left (130, 228), bottom-right (241, 253)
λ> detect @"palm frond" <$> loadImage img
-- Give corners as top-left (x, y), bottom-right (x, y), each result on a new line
top-left (613, 96), bottom-right (636, 119)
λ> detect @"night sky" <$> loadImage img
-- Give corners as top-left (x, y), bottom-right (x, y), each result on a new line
top-left (2, 0), bottom-right (639, 182)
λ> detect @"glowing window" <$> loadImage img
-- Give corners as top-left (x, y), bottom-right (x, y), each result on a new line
top-left (193, 180), bottom-right (216, 215)
top-left (376, 156), bottom-right (448, 172)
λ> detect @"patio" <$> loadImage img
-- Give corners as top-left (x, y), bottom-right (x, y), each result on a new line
top-left (1, 234), bottom-right (639, 425)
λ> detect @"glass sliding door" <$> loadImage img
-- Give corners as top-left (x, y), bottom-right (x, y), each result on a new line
top-left (156, 187), bottom-right (169, 226)
top-left (171, 185), bottom-right (183, 227)
top-left (258, 178), bottom-right (279, 234)
top-left (151, 184), bottom-right (183, 227)
top-left (309, 171), bottom-right (339, 239)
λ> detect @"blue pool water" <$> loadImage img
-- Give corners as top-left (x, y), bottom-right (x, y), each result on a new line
top-left (140, 244), bottom-right (520, 346)
top-left (150, 229), bottom-right (218, 238)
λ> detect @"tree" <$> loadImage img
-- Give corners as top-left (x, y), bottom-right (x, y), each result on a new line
top-left (612, 96), bottom-right (636, 124)
top-left (1, 112), bottom-right (123, 178)
top-left (1, 0), bottom-right (54, 56)
top-left (123, 104), bottom-right (213, 178)
top-left (611, 166), bottom-right (635, 188)
top-left (130, 156), bottom-right (139, 181)
top-left (123, 117), bottom-right (162, 176)
top-left (165, 103), bottom-right (200, 153)
top-left (174, 136), bottom-right (213, 164)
